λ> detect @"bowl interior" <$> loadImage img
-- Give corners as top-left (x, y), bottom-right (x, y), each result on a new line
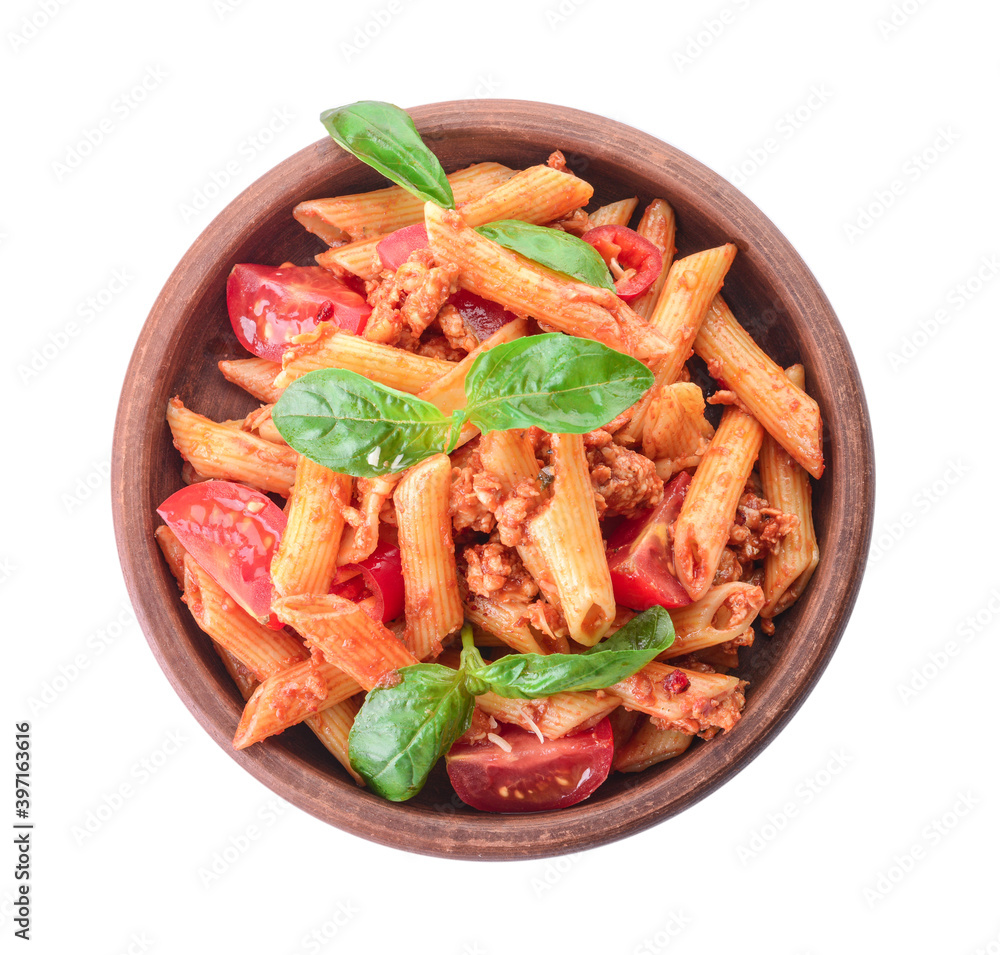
top-left (113, 100), bottom-right (873, 859)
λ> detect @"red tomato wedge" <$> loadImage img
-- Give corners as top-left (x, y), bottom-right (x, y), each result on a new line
top-left (445, 717), bottom-right (614, 812)
top-left (331, 539), bottom-right (405, 624)
top-left (581, 225), bottom-right (663, 301)
top-left (227, 263), bottom-right (371, 361)
top-left (157, 481), bottom-right (287, 627)
top-left (605, 471), bottom-right (692, 611)
top-left (376, 223), bottom-right (429, 271)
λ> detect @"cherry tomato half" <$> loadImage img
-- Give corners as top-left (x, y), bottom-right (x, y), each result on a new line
top-left (445, 717), bottom-right (614, 812)
top-left (227, 263), bottom-right (371, 361)
top-left (605, 471), bottom-right (692, 611)
top-left (581, 225), bottom-right (663, 301)
top-left (332, 539), bottom-right (406, 624)
top-left (376, 223), bottom-right (429, 271)
top-left (157, 481), bottom-right (286, 626)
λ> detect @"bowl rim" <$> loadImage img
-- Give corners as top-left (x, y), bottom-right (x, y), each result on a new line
top-left (112, 98), bottom-right (875, 860)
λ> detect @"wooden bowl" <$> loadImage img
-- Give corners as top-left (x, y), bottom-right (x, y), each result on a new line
top-left (112, 100), bottom-right (874, 860)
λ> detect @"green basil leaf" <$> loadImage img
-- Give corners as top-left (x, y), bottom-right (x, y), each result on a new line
top-left (349, 664), bottom-right (474, 801)
top-left (272, 368), bottom-right (457, 477)
top-left (320, 101), bottom-right (455, 208)
top-left (475, 220), bottom-right (615, 291)
top-left (465, 606), bottom-right (674, 699)
top-left (463, 333), bottom-right (654, 434)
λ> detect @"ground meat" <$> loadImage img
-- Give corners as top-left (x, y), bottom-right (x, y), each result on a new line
top-left (462, 537), bottom-right (538, 601)
top-left (437, 303), bottom-right (479, 354)
top-left (363, 248), bottom-right (459, 345)
top-left (546, 149), bottom-right (569, 172)
top-left (651, 680), bottom-right (747, 739)
top-left (494, 478), bottom-right (545, 547)
top-left (586, 440), bottom-right (664, 518)
top-left (712, 547), bottom-right (744, 586)
top-left (451, 458), bottom-right (497, 535)
top-left (728, 488), bottom-right (799, 565)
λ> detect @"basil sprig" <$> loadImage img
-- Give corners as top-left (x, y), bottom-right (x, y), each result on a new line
top-left (272, 334), bottom-right (653, 477)
top-left (320, 100), bottom-right (455, 208)
top-left (348, 607), bottom-right (674, 801)
top-left (476, 220), bottom-right (616, 292)
top-left (462, 607), bottom-right (675, 699)
top-left (348, 664), bottom-right (473, 802)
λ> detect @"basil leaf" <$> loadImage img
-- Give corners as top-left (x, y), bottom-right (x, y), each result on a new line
top-left (272, 368), bottom-right (457, 477)
top-left (320, 101), bottom-right (455, 208)
top-left (349, 664), bottom-right (474, 801)
top-left (463, 333), bottom-right (654, 434)
top-left (465, 606), bottom-right (674, 699)
top-left (475, 220), bottom-right (615, 291)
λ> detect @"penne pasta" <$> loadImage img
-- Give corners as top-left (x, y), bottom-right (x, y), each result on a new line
top-left (673, 405), bottom-right (765, 601)
top-left (295, 161), bottom-right (515, 244)
top-left (477, 690), bottom-right (621, 740)
top-left (166, 397), bottom-right (298, 496)
top-left (218, 357), bottom-right (284, 403)
top-left (316, 164), bottom-right (594, 280)
top-left (272, 592), bottom-right (418, 690)
top-left (620, 243), bottom-right (738, 442)
top-left (610, 662), bottom-right (745, 737)
top-left (276, 322), bottom-right (456, 393)
top-left (395, 453), bottom-right (464, 660)
top-left (759, 364), bottom-right (820, 618)
top-left (663, 581), bottom-right (764, 658)
top-left (425, 203), bottom-right (669, 364)
top-left (232, 655), bottom-right (361, 749)
top-left (695, 296), bottom-right (824, 478)
top-left (181, 554), bottom-right (308, 679)
top-left (612, 718), bottom-right (694, 773)
top-left (270, 457), bottom-right (352, 598)
top-left (642, 380), bottom-right (715, 474)
top-left (587, 197), bottom-right (638, 227)
top-left (630, 199), bottom-right (677, 321)
top-left (525, 433), bottom-right (615, 646)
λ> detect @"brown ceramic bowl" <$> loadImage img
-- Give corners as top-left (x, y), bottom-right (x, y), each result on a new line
top-left (112, 100), bottom-right (874, 860)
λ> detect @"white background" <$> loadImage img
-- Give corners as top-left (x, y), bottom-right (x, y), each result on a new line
top-left (5, 0), bottom-right (999, 952)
